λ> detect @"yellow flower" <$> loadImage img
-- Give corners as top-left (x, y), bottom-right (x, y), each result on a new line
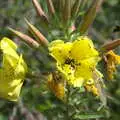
top-left (49, 36), bottom-right (101, 87)
top-left (47, 72), bottom-right (65, 100)
top-left (105, 50), bottom-right (120, 80)
top-left (85, 83), bottom-right (99, 96)
top-left (0, 37), bottom-right (27, 101)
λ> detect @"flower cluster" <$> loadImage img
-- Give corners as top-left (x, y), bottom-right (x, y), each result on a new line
top-left (3, 0), bottom-right (120, 103)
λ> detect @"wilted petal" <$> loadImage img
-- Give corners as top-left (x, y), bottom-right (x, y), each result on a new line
top-left (105, 50), bottom-right (120, 80)
top-left (47, 73), bottom-right (65, 100)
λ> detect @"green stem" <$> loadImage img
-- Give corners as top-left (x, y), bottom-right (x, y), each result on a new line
top-left (65, 84), bottom-right (70, 120)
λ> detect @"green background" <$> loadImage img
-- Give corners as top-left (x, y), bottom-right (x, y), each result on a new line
top-left (0, 0), bottom-right (120, 120)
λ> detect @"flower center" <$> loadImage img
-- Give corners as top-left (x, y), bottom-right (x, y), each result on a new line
top-left (64, 58), bottom-right (75, 68)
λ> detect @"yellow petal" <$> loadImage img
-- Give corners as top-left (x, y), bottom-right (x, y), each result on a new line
top-left (0, 37), bottom-right (27, 101)
top-left (49, 40), bottom-right (72, 63)
top-left (0, 37), bottom-right (18, 58)
top-left (0, 37), bottom-right (17, 50)
top-left (70, 36), bottom-right (99, 61)
top-left (71, 77), bottom-right (85, 87)
top-left (85, 84), bottom-right (99, 96)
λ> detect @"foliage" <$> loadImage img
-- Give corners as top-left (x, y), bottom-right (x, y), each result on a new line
top-left (0, 0), bottom-right (120, 120)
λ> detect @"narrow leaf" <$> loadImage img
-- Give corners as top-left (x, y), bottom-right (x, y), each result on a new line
top-left (63, 0), bottom-right (71, 24)
top-left (32, 0), bottom-right (49, 23)
top-left (93, 70), bottom-right (107, 106)
top-left (47, 0), bottom-right (55, 16)
top-left (9, 28), bottom-right (40, 48)
top-left (71, 0), bottom-right (82, 18)
top-left (101, 39), bottom-right (120, 52)
top-left (74, 114), bottom-right (104, 119)
top-left (25, 19), bottom-right (49, 46)
top-left (59, 0), bottom-right (65, 13)
top-left (80, 0), bottom-right (104, 34)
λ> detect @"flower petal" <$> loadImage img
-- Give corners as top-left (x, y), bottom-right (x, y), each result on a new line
top-left (0, 37), bottom-right (27, 101)
top-left (70, 36), bottom-right (99, 61)
top-left (49, 40), bottom-right (72, 63)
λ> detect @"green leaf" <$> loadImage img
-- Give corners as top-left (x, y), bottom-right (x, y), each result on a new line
top-left (74, 114), bottom-right (104, 119)
top-left (0, 114), bottom-right (7, 120)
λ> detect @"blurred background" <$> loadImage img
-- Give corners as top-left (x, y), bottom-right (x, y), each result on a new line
top-left (0, 0), bottom-right (120, 120)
